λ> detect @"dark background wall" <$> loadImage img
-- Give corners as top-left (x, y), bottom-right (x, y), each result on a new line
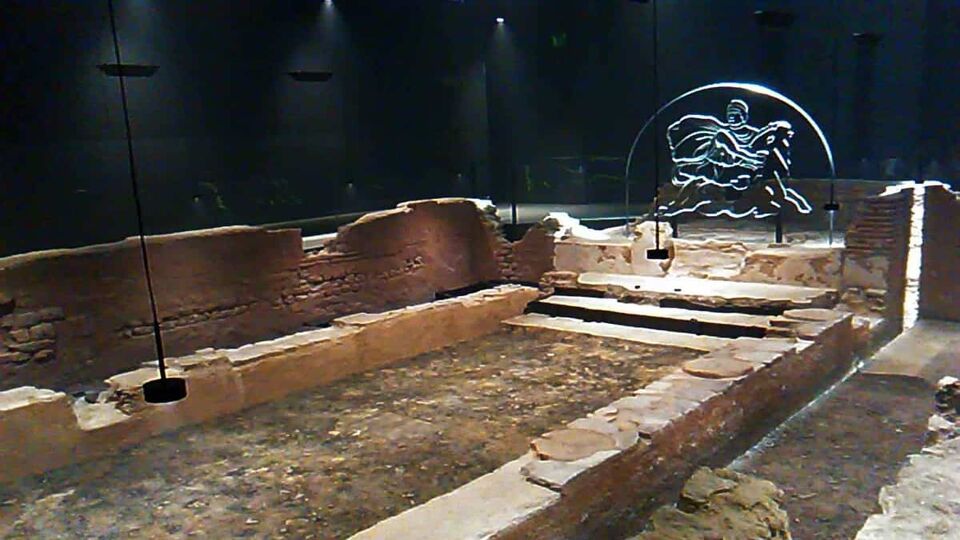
top-left (1, 0), bottom-right (958, 256)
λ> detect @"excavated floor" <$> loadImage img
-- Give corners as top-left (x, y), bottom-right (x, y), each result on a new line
top-left (728, 373), bottom-right (930, 540)
top-left (0, 328), bottom-right (699, 540)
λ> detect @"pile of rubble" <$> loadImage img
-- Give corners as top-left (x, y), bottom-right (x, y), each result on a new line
top-left (630, 467), bottom-right (792, 540)
top-left (928, 376), bottom-right (960, 444)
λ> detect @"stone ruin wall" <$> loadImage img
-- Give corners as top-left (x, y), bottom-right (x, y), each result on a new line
top-left (0, 199), bottom-right (555, 392)
top-left (842, 188), bottom-right (912, 327)
top-left (919, 185), bottom-right (960, 322)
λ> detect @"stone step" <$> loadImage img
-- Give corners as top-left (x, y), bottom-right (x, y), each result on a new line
top-left (528, 295), bottom-right (772, 339)
top-left (573, 273), bottom-right (837, 313)
top-left (505, 313), bottom-right (735, 352)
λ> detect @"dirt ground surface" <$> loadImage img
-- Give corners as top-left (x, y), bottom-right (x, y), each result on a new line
top-left (0, 328), bottom-right (698, 540)
top-left (730, 373), bottom-right (932, 540)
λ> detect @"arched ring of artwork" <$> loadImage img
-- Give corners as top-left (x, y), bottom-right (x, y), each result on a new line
top-left (625, 82), bottom-right (835, 219)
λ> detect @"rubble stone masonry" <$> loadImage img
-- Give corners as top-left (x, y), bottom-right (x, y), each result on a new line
top-left (0, 199), bottom-right (554, 391)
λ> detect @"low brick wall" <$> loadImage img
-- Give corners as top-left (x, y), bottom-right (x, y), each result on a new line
top-left (0, 285), bottom-right (539, 484)
top-left (351, 308), bottom-right (855, 540)
top-left (0, 199), bottom-right (555, 392)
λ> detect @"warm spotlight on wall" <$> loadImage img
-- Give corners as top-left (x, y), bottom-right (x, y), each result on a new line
top-left (496, 17), bottom-right (505, 24)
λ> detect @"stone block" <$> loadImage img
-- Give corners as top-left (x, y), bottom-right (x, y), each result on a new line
top-left (521, 450), bottom-right (621, 492)
top-left (33, 350), bottom-right (55, 363)
top-left (10, 312), bottom-right (44, 328)
top-left (636, 372), bottom-right (734, 403)
top-left (0, 351), bottom-right (30, 364)
top-left (781, 308), bottom-right (842, 322)
top-left (530, 429), bottom-right (618, 462)
top-left (36, 307), bottom-right (65, 322)
top-left (554, 221), bottom-right (673, 277)
top-left (29, 323), bottom-right (56, 340)
top-left (0, 387), bottom-right (83, 482)
top-left (736, 246), bottom-right (842, 288)
top-left (10, 339), bottom-right (54, 353)
top-left (670, 239), bottom-right (750, 280)
top-left (683, 353), bottom-right (757, 379)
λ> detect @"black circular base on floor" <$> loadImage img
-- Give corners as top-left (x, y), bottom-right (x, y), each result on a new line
top-left (143, 377), bottom-right (187, 404)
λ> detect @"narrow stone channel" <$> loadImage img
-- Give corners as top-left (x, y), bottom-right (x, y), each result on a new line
top-left (729, 373), bottom-right (930, 539)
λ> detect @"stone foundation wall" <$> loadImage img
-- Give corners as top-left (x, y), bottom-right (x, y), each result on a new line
top-left (0, 226), bottom-right (303, 391)
top-left (0, 199), bottom-right (554, 391)
top-left (919, 185), bottom-right (960, 322)
top-left (350, 309), bottom-right (856, 540)
top-left (0, 285), bottom-right (539, 483)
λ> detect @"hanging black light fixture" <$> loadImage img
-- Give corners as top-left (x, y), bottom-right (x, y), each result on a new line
top-left (823, 21), bottom-right (841, 243)
top-left (646, 0), bottom-right (669, 260)
top-left (753, 9), bottom-right (796, 29)
top-left (105, 0), bottom-right (186, 404)
top-left (823, 3), bottom-right (843, 245)
top-left (97, 63), bottom-right (159, 78)
top-left (287, 70), bottom-right (334, 82)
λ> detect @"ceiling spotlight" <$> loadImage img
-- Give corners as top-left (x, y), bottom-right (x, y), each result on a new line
top-left (753, 9), bottom-right (795, 29)
top-left (853, 31), bottom-right (883, 45)
top-left (496, 17), bottom-right (505, 24)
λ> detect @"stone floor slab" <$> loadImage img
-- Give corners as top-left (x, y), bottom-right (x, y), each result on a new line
top-left (537, 295), bottom-right (773, 330)
top-left (505, 314), bottom-right (732, 352)
top-left (865, 320), bottom-right (960, 384)
top-left (576, 273), bottom-right (836, 309)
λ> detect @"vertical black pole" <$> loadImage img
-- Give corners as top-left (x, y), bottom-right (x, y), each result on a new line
top-left (645, 0), bottom-right (668, 260)
top-left (652, 0), bottom-right (660, 249)
top-left (827, 4), bottom-right (840, 245)
top-left (107, 0), bottom-right (167, 378)
top-left (775, 212), bottom-right (784, 243)
top-left (511, 166), bottom-right (518, 226)
top-left (670, 216), bottom-right (678, 238)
